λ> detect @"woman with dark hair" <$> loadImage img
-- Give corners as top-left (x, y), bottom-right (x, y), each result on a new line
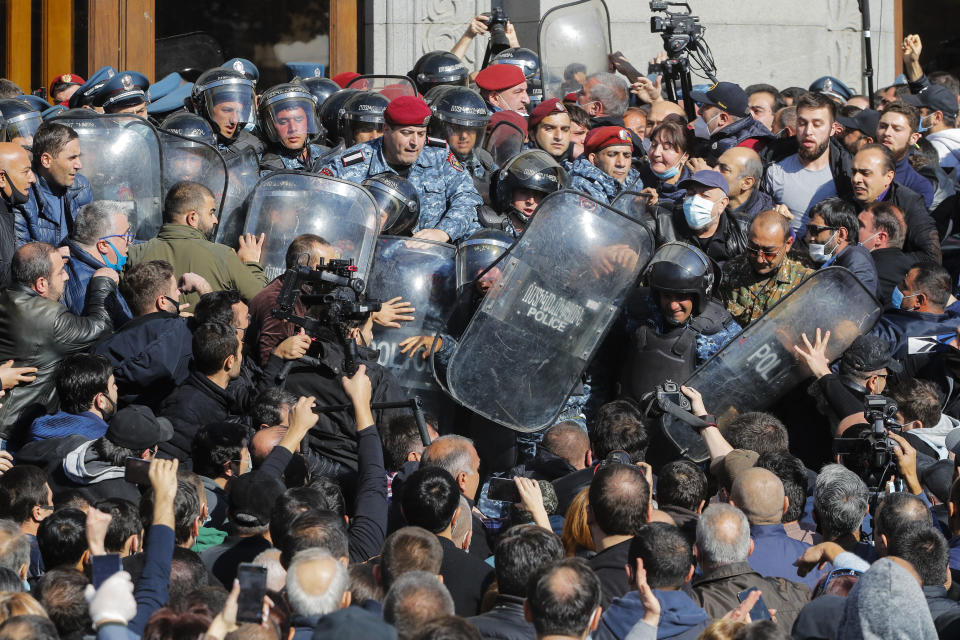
top-left (639, 116), bottom-right (695, 205)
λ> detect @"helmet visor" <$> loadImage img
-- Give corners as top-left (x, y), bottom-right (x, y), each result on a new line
top-left (203, 84), bottom-right (256, 132)
top-left (439, 122), bottom-right (487, 156)
top-left (265, 96), bottom-right (320, 148)
top-left (6, 112), bottom-right (42, 144)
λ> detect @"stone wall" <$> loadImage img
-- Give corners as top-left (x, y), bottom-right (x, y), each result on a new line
top-left (364, 0), bottom-right (898, 96)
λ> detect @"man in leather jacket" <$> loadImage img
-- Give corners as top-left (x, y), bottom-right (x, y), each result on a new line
top-left (0, 242), bottom-right (117, 447)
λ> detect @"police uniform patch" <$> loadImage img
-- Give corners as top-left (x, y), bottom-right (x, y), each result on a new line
top-left (341, 151), bottom-right (365, 167)
top-left (319, 167), bottom-right (334, 177)
top-left (447, 152), bottom-right (464, 172)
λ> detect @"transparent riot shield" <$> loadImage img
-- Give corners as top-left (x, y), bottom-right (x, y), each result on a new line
top-left (484, 120), bottom-right (526, 167)
top-left (611, 190), bottom-right (651, 223)
top-left (51, 114), bottom-right (163, 239)
top-left (346, 75), bottom-right (418, 99)
top-left (538, 0), bottom-right (612, 99)
top-left (366, 236), bottom-right (458, 429)
top-left (156, 129), bottom-right (228, 219)
top-left (242, 171), bottom-right (380, 282)
top-left (683, 267), bottom-right (882, 429)
top-left (216, 149), bottom-right (260, 246)
top-left (444, 190), bottom-right (654, 432)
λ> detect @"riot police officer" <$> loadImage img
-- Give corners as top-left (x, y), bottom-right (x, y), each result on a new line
top-left (482, 149), bottom-right (567, 236)
top-left (258, 83), bottom-right (329, 173)
top-left (340, 91), bottom-right (389, 146)
top-left (0, 99), bottom-right (43, 148)
top-left (319, 96), bottom-right (482, 244)
top-left (191, 67), bottom-right (264, 160)
top-left (491, 47), bottom-right (543, 109)
top-left (302, 77), bottom-right (341, 111)
top-left (408, 51), bottom-right (470, 94)
top-left (429, 87), bottom-right (494, 196)
top-left (525, 98), bottom-right (573, 170)
top-left (362, 173), bottom-right (420, 235)
top-left (319, 88), bottom-right (361, 147)
top-left (616, 242), bottom-right (740, 404)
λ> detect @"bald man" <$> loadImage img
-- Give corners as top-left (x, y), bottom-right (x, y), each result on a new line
top-left (644, 100), bottom-right (686, 138)
top-left (286, 549), bottom-right (351, 635)
top-left (716, 147), bottom-right (773, 218)
top-left (514, 421), bottom-right (590, 480)
top-left (719, 209), bottom-right (813, 326)
top-left (731, 467), bottom-right (821, 589)
top-left (0, 143), bottom-right (36, 288)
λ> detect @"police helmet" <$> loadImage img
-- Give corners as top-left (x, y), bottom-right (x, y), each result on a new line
top-left (429, 87), bottom-right (490, 152)
top-left (456, 228), bottom-right (514, 290)
top-left (808, 76), bottom-right (852, 104)
top-left (340, 92), bottom-right (389, 146)
top-left (259, 83), bottom-right (323, 148)
top-left (408, 51), bottom-right (470, 94)
top-left (645, 242), bottom-right (714, 315)
top-left (0, 98), bottom-right (43, 146)
top-left (319, 89), bottom-right (361, 146)
top-left (302, 77), bottom-right (341, 109)
top-left (160, 111), bottom-right (218, 147)
top-left (362, 173), bottom-right (420, 236)
top-left (492, 47), bottom-right (543, 108)
top-left (490, 149), bottom-right (568, 224)
top-left (190, 68), bottom-right (256, 139)
top-left (423, 85), bottom-right (456, 108)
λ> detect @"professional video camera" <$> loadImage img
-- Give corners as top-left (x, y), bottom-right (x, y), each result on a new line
top-left (481, 7), bottom-right (512, 68)
top-left (272, 258), bottom-right (381, 376)
top-left (640, 379), bottom-right (708, 465)
top-left (648, 1), bottom-right (717, 120)
top-left (834, 394), bottom-right (905, 493)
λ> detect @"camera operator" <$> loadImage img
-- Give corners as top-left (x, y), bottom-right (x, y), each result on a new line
top-left (450, 14), bottom-right (520, 64)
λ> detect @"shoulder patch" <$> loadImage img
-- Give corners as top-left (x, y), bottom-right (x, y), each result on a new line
top-left (319, 167), bottom-right (334, 177)
top-left (341, 150), bottom-right (366, 167)
top-left (447, 152), bottom-right (464, 172)
top-left (427, 137), bottom-right (448, 148)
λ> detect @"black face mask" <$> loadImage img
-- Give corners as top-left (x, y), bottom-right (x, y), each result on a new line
top-left (163, 295), bottom-right (181, 314)
top-left (2, 175), bottom-right (29, 206)
top-left (100, 395), bottom-right (117, 421)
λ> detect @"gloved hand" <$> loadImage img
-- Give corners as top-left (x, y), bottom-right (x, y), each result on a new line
top-left (84, 571), bottom-right (137, 628)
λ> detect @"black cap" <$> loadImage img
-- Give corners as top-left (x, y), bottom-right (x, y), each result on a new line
top-left (689, 81), bottom-right (748, 118)
top-left (228, 472), bottom-right (285, 528)
top-left (106, 405), bottom-right (173, 450)
top-left (841, 335), bottom-right (902, 374)
top-left (903, 84), bottom-right (959, 120)
top-left (836, 108), bottom-right (881, 138)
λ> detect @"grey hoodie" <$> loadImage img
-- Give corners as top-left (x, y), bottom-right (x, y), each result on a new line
top-left (62, 439), bottom-right (125, 485)
top-left (837, 558), bottom-right (937, 640)
top-left (926, 128), bottom-right (960, 172)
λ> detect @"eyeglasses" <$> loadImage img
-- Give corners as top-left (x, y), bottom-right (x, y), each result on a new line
top-left (99, 231), bottom-right (135, 244)
top-left (805, 224), bottom-right (838, 236)
top-left (745, 244), bottom-right (783, 259)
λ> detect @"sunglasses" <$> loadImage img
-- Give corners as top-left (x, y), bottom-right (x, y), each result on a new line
top-left (806, 224), bottom-right (838, 236)
top-left (745, 245), bottom-right (782, 259)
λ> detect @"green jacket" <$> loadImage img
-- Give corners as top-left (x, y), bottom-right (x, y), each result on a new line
top-left (127, 224), bottom-right (267, 307)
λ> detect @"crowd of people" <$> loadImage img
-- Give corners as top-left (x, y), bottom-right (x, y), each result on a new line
top-left (0, 8), bottom-right (957, 640)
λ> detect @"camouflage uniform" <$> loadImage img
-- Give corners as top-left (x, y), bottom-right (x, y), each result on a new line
top-left (568, 156), bottom-right (643, 205)
top-left (625, 292), bottom-right (741, 364)
top-left (720, 254), bottom-right (813, 327)
top-left (259, 143), bottom-right (333, 174)
top-left (319, 137), bottom-right (482, 243)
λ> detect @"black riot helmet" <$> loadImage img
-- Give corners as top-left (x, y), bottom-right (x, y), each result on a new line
top-left (0, 98), bottom-right (43, 146)
top-left (491, 47), bottom-right (543, 108)
top-left (190, 68), bottom-right (256, 140)
top-left (429, 87), bottom-right (490, 158)
top-left (362, 173), bottom-right (420, 236)
top-left (259, 83), bottom-right (323, 148)
top-left (319, 88), bottom-right (361, 146)
top-left (340, 91), bottom-right (389, 146)
top-left (160, 111), bottom-right (218, 147)
top-left (490, 150), bottom-right (568, 223)
top-left (301, 77), bottom-right (341, 107)
top-left (645, 242), bottom-right (714, 315)
top-left (423, 85), bottom-right (456, 108)
top-left (456, 228), bottom-right (514, 291)
top-left (408, 51), bottom-right (470, 94)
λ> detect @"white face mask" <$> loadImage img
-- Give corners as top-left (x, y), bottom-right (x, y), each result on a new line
top-left (859, 231), bottom-right (880, 250)
top-left (683, 195), bottom-right (717, 230)
top-left (808, 230), bottom-right (839, 263)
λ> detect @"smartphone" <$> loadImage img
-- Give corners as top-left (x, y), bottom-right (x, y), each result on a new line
top-left (737, 587), bottom-right (772, 620)
top-left (236, 563), bottom-right (268, 623)
top-left (487, 477), bottom-right (521, 503)
top-left (124, 458), bottom-right (151, 485)
top-left (92, 553), bottom-right (123, 589)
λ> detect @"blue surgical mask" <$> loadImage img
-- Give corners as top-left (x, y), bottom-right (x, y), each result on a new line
top-left (651, 155), bottom-right (686, 180)
top-left (892, 285), bottom-right (919, 309)
top-left (100, 240), bottom-right (127, 272)
top-left (683, 195), bottom-right (716, 229)
top-left (919, 115), bottom-right (932, 133)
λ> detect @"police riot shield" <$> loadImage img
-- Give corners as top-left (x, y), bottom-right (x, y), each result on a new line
top-left (611, 190), bottom-right (652, 223)
top-left (538, 0), bottom-right (612, 99)
top-left (51, 114), bottom-right (163, 239)
top-left (484, 120), bottom-right (526, 167)
top-left (683, 267), bottom-right (882, 428)
top-left (216, 149), bottom-right (260, 246)
top-left (346, 75), bottom-right (418, 100)
top-left (156, 129), bottom-right (228, 219)
top-left (366, 236), bottom-right (458, 429)
top-left (242, 171), bottom-right (380, 282)
top-left (443, 190), bottom-right (654, 432)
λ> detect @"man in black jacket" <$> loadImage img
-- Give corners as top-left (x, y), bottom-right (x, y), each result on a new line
top-left (0, 242), bottom-right (117, 446)
top-left (689, 82), bottom-right (775, 164)
top-left (0, 143), bottom-right (35, 289)
top-left (858, 201), bottom-right (916, 304)
top-left (803, 197), bottom-right (878, 295)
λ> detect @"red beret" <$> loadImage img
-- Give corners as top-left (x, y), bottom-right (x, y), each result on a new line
top-left (583, 126), bottom-right (633, 156)
top-left (487, 109), bottom-right (528, 136)
top-left (475, 64), bottom-right (526, 91)
top-left (563, 91), bottom-right (578, 103)
top-left (49, 73), bottom-right (84, 93)
top-left (384, 95), bottom-right (432, 127)
top-left (332, 71), bottom-right (362, 88)
top-left (528, 98), bottom-right (568, 129)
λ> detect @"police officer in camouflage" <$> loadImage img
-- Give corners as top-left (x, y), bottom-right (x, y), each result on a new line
top-left (569, 125), bottom-right (645, 204)
top-left (429, 87), bottom-right (495, 198)
top-left (319, 95), bottom-right (482, 243)
top-left (258, 83), bottom-right (330, 173)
